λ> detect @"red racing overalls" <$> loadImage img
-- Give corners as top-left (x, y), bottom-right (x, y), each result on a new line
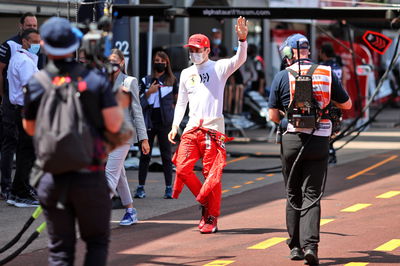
top-left (172, 124), bottom-right (232, 217)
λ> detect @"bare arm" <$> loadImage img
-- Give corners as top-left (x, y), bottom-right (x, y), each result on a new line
top-left (332, 98), bottom-right (352, 110)
top-left (22, 119), bottom-right (35, 136)
top-left (269, 108), bottom-right (281, 124)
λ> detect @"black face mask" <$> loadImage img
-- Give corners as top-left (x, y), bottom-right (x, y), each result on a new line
top-left (154, 63), bottom-right (166, 73)
top-left (111, 63), bottom-right (121, 73)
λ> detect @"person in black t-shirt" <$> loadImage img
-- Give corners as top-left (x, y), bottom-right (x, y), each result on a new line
top-left (23, 17), bottom-right (124, 266)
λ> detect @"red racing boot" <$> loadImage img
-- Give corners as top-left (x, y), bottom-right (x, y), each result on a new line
top-left (200, 216), bottom-right (218, 234)
top-left (198, 205), bottom-right (208, 229)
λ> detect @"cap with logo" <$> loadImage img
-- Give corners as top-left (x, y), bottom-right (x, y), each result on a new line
top-left (184, 34), bottom-right (210, 49)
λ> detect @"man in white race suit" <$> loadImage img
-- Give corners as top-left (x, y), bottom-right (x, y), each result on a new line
top-left (168, 17), bottom-right (248, 234)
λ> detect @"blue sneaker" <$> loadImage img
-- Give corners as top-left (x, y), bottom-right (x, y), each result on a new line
top-left (119, 209), bottom-right (138, 226)
top-left (134, 186), bottom-right (146, 199)
top-left (164, 186), bottom-right (173, 199)
top-left (14, 196), bottom-right (39, 208)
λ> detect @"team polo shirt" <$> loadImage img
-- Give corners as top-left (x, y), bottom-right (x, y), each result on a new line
top-left (7, 49), bottom-right (38, 106)
top-left (173, 41), bottom-right (248, 134)
top-left (0, 35), bottom-right (22, 81)
top-left (0, 34), bottom-right (45, 95)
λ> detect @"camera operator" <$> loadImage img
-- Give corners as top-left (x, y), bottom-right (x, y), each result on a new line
top-left (22, 17), bottom-right (124, 266)
top-left (268, 34), bottom-right (351, 265)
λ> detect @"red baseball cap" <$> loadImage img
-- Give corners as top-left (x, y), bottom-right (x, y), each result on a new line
top-left (184, 34), bottom-right (210, 49)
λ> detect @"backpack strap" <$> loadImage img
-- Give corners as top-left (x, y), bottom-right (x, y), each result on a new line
top-left (286, 68), bottom-right (298, 78)
top-left (286, 68), bottom-right (298, 115)
top-left (287, 64), bottom-right (319, 78)
top-left (306, 64), bottom-right (319, 76)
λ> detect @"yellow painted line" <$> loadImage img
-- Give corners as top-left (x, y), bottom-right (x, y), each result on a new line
top-left (222, 189), bottom-right (230, 194)
top-left (344, 263), bottom-right (369, 266)
top-left (247, 237), bottom-right (287, 250)
top-left (266, 174), bottom-right (274, 177)
top-left (203, 260), bottom-right (235, 266)
top-left (340, 203), bottom-right (371, 212)
top-left (244, 181), bottom-right (254, 185)
top-left (345, 155), bottom-right (398, 180)
top-left (374, 239), bottom-right (400, 251)
top-left (376, 191), bottom-right (400, 199)
top-left (226, 156), bottom-right (249, 165)
top-left (320, 219), bottom-right (335, 226)
top-left (255, 177), bottom-right (265, 181)
top-left (232, 185), bottom-right (241, 189)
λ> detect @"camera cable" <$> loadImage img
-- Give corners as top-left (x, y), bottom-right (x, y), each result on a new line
top-left (285, 129), bottom-right (328, 211)
top-left (0, 222), bottom-right (47, 266)
top-left (0, 206), bottom-right (43, 254)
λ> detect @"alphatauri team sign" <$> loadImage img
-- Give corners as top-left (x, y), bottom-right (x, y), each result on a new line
top-left (201, 8), bottom-right (271, 17)
top-left (111, 5), bottom-right (400, 20)
top-left (185, 7), bottom-right (397, 19)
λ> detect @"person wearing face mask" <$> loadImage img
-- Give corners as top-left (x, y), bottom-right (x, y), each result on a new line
top-left (168, 17), bottom-right (248, 234)
top-left (0, 12), bottom-right (44, 202)
top-left (106, 48), bottom-right (150, 225)
top-left (6, 28), bottom-right (41, 207)
top-left (135, 51), bottom-right (178, 199)
top-left (209, 28), bottom-right (227, 60)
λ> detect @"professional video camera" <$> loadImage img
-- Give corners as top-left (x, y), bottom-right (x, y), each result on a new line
top-left (74, 15), bottom-right (114, 72)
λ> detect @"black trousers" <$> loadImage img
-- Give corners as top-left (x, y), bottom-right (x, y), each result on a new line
top-left (38, 171), bottom-right (111, 266)
top-left (138, 123), bottom-right (173, 186)
top-left (10, 106), bottom-right (36, 198)
top-left (0, 97), bottom-right (17, 194)
top-left (281, 132), bottom-right (329, 250)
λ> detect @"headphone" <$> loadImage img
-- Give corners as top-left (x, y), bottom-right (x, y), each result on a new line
top-left (279, 35), bottom-right (295, 60)
top-left (281, 45), bottom-right (293, 59)
top-left (280, 34), bottom-right (310, 60)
